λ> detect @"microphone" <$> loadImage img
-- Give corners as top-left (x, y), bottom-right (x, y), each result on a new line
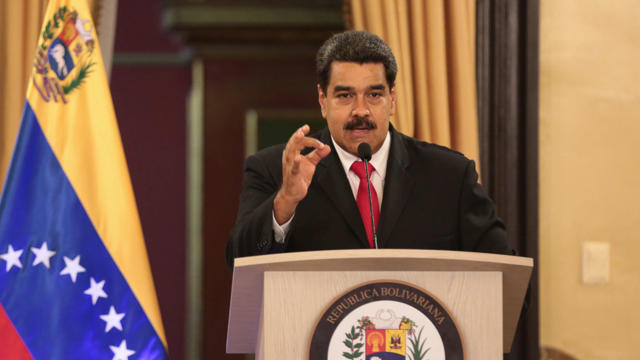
top-left (357, 142), bottom-right (372, 161)
top-left (357, 142), bottom-right (379, 249)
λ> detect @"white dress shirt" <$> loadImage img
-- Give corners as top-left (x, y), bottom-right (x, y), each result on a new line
top-left (272, 132), bottom-right (391, 243)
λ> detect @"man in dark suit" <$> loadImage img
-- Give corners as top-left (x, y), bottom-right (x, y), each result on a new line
top-left (226, 31), bottom-right (512, 269)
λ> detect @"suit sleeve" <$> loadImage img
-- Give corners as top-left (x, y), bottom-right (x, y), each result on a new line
top-left (458, 160), bottom-right (514, 255)
top-left (225, 154), bottom-right (281, 269)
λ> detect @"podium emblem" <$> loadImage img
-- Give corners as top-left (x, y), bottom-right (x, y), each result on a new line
top-left (309, 281), bottom-right (463, 359)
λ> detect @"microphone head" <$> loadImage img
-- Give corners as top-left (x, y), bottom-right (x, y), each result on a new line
top-left (357, 142), bottom-right (372, 161)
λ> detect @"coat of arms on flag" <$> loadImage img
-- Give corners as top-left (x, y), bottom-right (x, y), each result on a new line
top-left (33, 5), bottom-right (96, 104)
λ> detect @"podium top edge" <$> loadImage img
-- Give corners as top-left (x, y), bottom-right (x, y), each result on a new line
top-left (233, 249), bottom-right (533, 270)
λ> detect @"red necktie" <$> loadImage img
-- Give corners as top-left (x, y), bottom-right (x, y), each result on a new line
top-left (350, 161), bottom-right (380, 248)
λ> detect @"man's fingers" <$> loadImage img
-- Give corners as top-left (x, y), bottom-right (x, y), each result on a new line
top-left (286, 125), bottom-right (309, 146)
top-left (283, 125), bottom-right (326, 163)
top-left (305, 145), bottom-right (332, 165)
top-left (290, 154), bottom-right (301, 175)
top-left (283, 125), bottom-right (306, 156)
top-left (283, 125), bottom-right (309, 156)
top-left (294, 137), bottom-right (326, 152)
top-left (289, 129), bottom-right (323, 152)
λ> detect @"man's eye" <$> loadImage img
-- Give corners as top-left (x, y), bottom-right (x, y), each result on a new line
top-left (337, 93), bottom-right (350, 98)
top-left (370, 92), bottom-right (382, 98)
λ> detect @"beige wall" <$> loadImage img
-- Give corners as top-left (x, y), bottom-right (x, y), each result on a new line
top-left (539, 0), bottom-right (640, 358)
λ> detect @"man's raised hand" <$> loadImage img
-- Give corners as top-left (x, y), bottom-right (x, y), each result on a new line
top-left (273, 125), bottom-right (331, 224)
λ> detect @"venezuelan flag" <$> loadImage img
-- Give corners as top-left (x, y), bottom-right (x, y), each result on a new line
top-left (0, 1), bottom-right (167, 359)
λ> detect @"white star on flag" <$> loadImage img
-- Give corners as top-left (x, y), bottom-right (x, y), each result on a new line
top-left (59, 255), bottom-right (86, 282)
top-left (84, 277), bottom-right (108, 305)
top-left (31, 242), bottom-right (56, 268)
top-left (110, 339), bottom-right (135, 360)
top-left (100, 306), bottom-right (125, 332)
top-left (0, 245), bottom-right (23, 271)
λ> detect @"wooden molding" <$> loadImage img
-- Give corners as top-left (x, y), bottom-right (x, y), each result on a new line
top-left (162, 3), bottom-right (344, 49)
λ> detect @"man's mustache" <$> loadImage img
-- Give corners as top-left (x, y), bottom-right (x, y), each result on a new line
top-left (344, 116), bottom-right (377, 130)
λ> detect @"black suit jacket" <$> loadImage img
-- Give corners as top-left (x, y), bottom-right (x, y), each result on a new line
top-left (226, 126), bottom-right (512, 268)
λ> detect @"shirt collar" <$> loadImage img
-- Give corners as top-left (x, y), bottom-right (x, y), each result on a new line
top-left (331, 131), bottom-right (391, 178)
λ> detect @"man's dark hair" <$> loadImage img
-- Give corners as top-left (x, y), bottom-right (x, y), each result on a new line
top-left (316, 30), bottom-right (398, 93)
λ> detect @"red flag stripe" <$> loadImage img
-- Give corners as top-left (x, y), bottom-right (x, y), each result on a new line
top-left (0, 304), bottom-right (33, 360)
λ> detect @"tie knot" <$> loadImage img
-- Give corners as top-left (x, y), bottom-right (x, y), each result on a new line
top-left (350, 161), bottom-right (375, 179)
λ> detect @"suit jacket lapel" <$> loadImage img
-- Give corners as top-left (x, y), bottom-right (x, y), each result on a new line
top-left (378, 127), bottom-right (414, 247)
top-left (314, 128), bottom-right (370, 248)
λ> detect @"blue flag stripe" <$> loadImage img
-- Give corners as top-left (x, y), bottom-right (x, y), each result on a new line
top-left (0, 102), bottom-right (167, 359)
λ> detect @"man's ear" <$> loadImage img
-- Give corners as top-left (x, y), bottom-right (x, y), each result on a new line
top-left (317, 84), bottom-right (327, 119)
top-left (389, 85), bottom-right (397, 116)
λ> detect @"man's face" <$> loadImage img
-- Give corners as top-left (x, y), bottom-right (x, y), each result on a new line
top-left (318, 61), bottom-right (396, 156)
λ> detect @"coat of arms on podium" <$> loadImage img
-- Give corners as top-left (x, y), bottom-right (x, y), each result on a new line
top-left (309, 281), bottom-right (464, 360)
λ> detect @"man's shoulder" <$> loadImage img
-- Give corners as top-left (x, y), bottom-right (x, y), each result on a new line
top-left (390, 131), bottom-right (477, 186)
top-left (394, 130), bottom-right (470, 166)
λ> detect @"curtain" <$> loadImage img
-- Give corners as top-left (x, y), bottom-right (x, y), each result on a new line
top-left (0, 0), bottom-right (49, 192)
top-left (348, 0), bottom-right (480, 165)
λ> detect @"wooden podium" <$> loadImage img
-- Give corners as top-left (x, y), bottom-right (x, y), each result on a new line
top-left (226, 249), bottom-right (533, 359)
